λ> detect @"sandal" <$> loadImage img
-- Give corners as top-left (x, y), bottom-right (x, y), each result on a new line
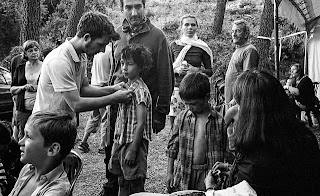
top-left (78, 142), bottom-right (90, 153)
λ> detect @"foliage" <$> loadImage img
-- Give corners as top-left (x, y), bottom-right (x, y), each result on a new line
top-left (0, 0), bottom-right (305, 83)
top-left (0, 0), bottom-right (21, 62)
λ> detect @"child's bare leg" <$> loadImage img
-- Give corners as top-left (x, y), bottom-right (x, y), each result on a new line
top-left (118, 176), bottom-right (130, 196)
top-left (129, 178), bottom-right (145, 194)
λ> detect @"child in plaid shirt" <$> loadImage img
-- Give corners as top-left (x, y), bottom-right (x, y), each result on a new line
top-left (109, 44), bottom-right (153, 196)
top-left (166, 72), bottom-right (229, 193)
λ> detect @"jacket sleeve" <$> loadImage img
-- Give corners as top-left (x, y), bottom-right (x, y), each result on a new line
top-left (155, 37), bottom-right (174, 116)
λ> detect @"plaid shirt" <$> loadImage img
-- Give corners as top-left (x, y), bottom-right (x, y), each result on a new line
top-left (114, 78), bottom-right (152, 145)
top-left (166, 108), bottom-right (228, 190)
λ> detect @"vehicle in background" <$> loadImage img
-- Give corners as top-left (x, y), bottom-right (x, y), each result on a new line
top-left (0, 66), bottom-right (13, 121)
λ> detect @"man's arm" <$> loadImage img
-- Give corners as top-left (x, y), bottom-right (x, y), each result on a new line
top-left (62, 89), bottom-right (132, 113)
top-left (154, 37), bottom-right (174, 132)
top-left (243, 47), bottom-right (259, 71)
top-left (80, 77), bottom-right (126, 97)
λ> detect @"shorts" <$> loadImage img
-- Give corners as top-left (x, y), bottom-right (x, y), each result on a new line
top-left (108, 138), bottom-right (148, 180)
top-left (188, 164), bottom-right (208, 191)
top-left (169, 87), bottom-right (186, 117)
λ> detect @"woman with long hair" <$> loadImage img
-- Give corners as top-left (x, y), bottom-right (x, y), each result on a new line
top-left (212, 70), bottom-right (320, 195)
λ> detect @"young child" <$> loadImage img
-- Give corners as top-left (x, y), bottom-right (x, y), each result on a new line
top-left (166, 72), bottom-right (229, 192)
top-left (9, 110), bottom-right (77, 196)
top-left (108, 44), bottom-right (153, 196)
top-left (224, 104), bottom-right (239, 151)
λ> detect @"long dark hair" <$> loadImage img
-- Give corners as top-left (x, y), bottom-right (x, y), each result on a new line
top-left (233, 70), bottom-right (300, 154)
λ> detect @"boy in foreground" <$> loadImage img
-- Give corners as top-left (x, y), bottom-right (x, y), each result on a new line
top-left (9, 110), bottom-right (77, 196)
top-left (167, 72), bottom-right (229, 192)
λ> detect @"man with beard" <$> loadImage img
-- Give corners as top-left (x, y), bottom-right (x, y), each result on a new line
top-left (224, 19), bottom-right (259, 106)
top-left (33, 11), bottom-right (133, 114)
top-left (101, 0), bottom-right (173, 195)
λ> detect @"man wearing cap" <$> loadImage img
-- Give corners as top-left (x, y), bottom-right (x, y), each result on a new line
top-left (33, 11), bottom-right (133, 114)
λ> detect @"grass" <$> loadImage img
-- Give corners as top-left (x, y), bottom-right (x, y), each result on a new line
top-left (73, 112), bottom-right (171, 196)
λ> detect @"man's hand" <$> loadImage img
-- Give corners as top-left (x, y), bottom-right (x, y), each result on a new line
top-left (23, 84), bottom-right (35, 92)
top-left (112, 82), bottom-right (127, 91)
top-left (124, 149), bottom-right (136, 166)
top-left (112, 89), bottom-right (133, 103)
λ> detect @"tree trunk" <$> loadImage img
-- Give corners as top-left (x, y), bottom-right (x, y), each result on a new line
top-left (253, 0), bottom-right (274, 72)
top-left (64, 0), bottom-right (85, 39)
top-left (212, 0), bottom-right (227, 36)
top-left (20, 0), bottom-right (41, 43)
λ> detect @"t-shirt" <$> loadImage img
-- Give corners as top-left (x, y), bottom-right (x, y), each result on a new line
top-left (91, 45), bottom-right (112, 86)
top-left (32, 39), bottom-right (87, 114)
top-left (225, 43), bottom-right (259, 103)
top-left (9, 164), bottom-right (69, 196)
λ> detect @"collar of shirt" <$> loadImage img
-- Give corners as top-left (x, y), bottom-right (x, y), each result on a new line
top-left (185, 107), bottom-right (220, 119)
top-left (64, 38), bottom-right (82, 63)
top-left (122, 18), bottom-right (151, 37)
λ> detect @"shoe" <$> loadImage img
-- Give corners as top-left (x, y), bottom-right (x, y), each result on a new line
top-left (98, 148), bottom-right (105, 154)
top-left (78, 142), bottom-right (90, 153)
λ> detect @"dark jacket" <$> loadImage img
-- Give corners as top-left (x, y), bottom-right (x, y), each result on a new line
top-left (110, 18), bottom-right (174, 127)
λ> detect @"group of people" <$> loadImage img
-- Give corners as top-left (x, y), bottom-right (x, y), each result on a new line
top-left (1, 0), bottom-right (320, 196)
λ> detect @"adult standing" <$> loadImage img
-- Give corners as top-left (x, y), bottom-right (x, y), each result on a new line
top-left (10, 42), bottom-right (28, 141)
top-left (224, 19), bottom-right (259, 105)
top-left (78, 44), bottom-right (113, 153)
top-left (32, 11), bottom-right (133, 115)
top-left (10, 40), bottom-right (42, 140)
top-left (102, 0), bottom-right (174, 195)
top-left (169, 14), bottom-right (213, 127)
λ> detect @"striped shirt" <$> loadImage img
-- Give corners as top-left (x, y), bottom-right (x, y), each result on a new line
top-left (166, 108), bottom-right (229, 190)
top-left (114, 78), bottom-right (152, 144)
top-left (0, 161), bottom-right (7, 194)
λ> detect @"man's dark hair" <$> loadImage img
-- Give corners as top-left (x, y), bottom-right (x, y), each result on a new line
top-left (179, 72), bottom-right (210, 101)
top-left (77, 11), bottom-right (120, 41)
top-left (120, 0), bottom-right (146, 11)
top-left (27, 110), bottom-right (77, 161)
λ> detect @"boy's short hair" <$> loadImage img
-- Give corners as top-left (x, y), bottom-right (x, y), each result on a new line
top-left (179, 72), bottom-right (210, 101)
top-left (27, 110), bottom-right (77, 161)
top-left (76, 11), bottom-right (120, 41)
top-left (121, 43), bottom-right (153, 72)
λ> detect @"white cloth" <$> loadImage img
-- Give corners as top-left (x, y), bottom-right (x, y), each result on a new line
top-left (308, 26), bottom-right (320, 83)
top-left (91, 44), bottom-right (112, 86)
top-left (172, 35), bottom-right (213, 71)
top-left (130, 181), bottom-right (256, 196)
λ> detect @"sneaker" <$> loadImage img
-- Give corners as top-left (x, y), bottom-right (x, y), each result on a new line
top-left (78, 142), bottom-right (90, 153)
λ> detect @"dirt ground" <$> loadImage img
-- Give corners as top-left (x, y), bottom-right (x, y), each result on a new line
top-left (73, 112), bottom-right (171, 196)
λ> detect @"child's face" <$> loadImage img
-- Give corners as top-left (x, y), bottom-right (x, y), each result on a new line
top-left (121, 56), bottom-right (141, 81)
top-left (18, 123), bottom-right (49, 165)
top-left (183, 98), bottom-right (209, 114)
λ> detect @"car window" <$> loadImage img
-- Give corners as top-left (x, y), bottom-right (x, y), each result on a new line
top-left (0, 68), bottom-right (11, 85)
